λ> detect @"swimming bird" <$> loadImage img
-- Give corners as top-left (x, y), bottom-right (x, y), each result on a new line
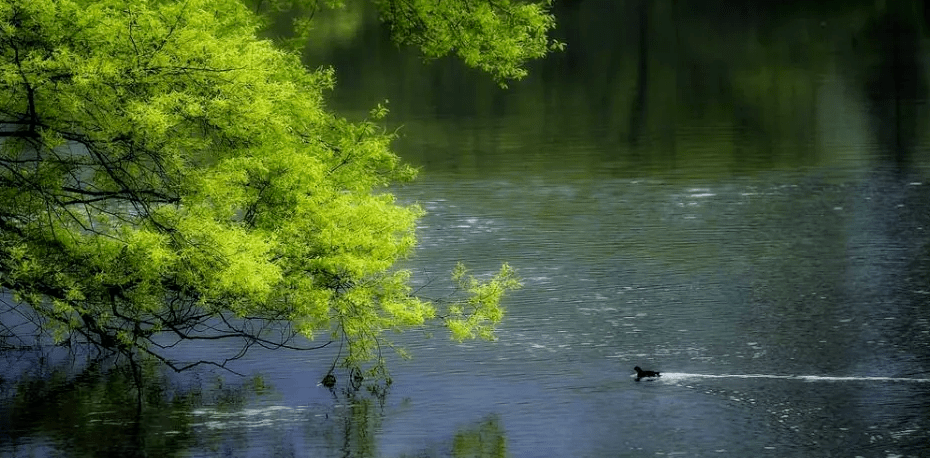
top-left (633, 366), bottom-right (660, 381)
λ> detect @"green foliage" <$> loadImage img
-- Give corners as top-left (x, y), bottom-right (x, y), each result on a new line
top-left (0, 0), bottom-right (527, 382)
top-left (445, 263), bottom-right (521, 341)
top-left (244, 0), bottom-right (560, 84)
top-left (374, 0), bottom-right (562, 85)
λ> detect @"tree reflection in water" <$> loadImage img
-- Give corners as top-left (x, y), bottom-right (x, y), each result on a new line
top-left (0, 353), bottom-right (510, 458)
top-left (0, 355), bottom-right (202, 457)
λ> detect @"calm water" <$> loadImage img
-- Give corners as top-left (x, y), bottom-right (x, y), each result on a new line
top-left (4, 1), bottom-right (930, 457)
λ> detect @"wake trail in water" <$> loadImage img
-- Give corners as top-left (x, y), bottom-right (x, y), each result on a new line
top-left (659, 372), bottom-right (930, 383)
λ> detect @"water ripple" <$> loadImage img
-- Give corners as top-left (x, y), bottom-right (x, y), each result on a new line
top-left (660, 372), bottom-right (930, 383)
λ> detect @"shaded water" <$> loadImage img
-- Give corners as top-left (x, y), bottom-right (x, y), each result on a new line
top-left (4, 1), bottom-right (930, 457)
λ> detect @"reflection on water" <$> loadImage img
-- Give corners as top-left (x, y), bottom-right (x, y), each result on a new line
top-left (4, 0), bottom-right (930, 457)
top-left (0, 357), bottom-right (198, 457)
top-left (0, 353), bottom-right (510, 458)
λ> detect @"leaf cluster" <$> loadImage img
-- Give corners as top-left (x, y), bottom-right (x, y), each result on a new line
top-left (244, 0), bottom-right (562, 84)
top-left (444, 262), bottom-right (521, 341)
top-left (375, 0), bottom-right (563, 85)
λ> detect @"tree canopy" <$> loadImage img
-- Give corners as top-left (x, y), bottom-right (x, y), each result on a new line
top-left (0, 0), bottom-right (552, 387)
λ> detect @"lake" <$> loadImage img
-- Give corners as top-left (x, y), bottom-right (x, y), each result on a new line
top-left (3, 1), bottom-right (930, 457)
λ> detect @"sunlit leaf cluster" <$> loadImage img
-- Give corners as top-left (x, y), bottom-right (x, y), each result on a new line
top-left (244, 0), bottom-right (561, 84)
top-left (444, 263), bottom-right (520, 341)
top-left (374, 0), bottom-right (562, 85)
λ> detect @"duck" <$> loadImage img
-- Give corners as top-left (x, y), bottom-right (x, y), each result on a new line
top-left (633, 366), bottom-right (660, 381)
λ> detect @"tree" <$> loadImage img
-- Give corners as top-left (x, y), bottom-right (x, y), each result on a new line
top-left (0, 0), bottom-right (549, 389)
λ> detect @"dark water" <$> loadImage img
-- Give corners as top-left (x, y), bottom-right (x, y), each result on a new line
top-left (4, 1), bottom-right (930, 457)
